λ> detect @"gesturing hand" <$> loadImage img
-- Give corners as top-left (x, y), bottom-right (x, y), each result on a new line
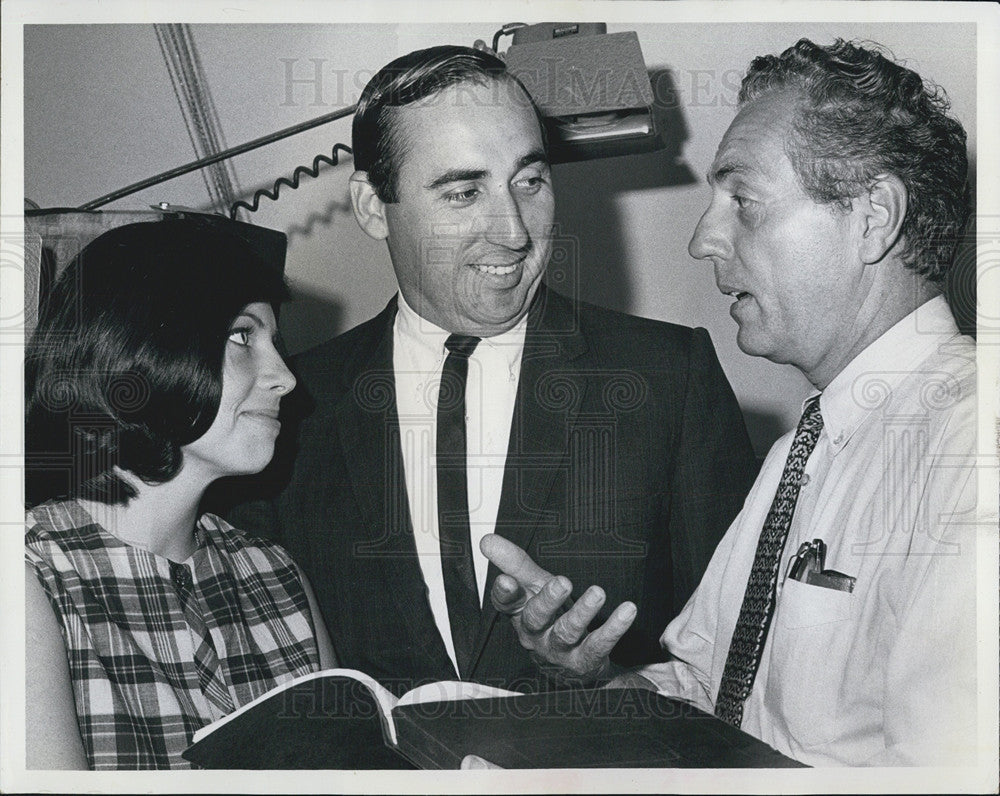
top-left (480, 534), bottom-right (637, 682)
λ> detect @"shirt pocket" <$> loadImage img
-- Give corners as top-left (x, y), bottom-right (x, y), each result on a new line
top-left (765, 577), bottom-right (856, 749)
top-left (776, 574), bottom-right (854, 628)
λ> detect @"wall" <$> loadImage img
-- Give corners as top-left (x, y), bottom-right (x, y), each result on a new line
top-left (23, 22), bottom-right (977, 454)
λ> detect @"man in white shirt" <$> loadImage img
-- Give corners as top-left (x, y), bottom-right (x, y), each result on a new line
top-left (482, 38), bottom-right (983, 765)
top-left (231, 45), bottom-right (758, 695)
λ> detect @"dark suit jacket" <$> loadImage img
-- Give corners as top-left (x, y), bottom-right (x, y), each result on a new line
top-left (223, 286), bottom-right (756, 696)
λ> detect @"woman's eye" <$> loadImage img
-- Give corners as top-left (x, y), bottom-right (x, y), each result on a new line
top-left (228, 328), bottom-right (252, 346)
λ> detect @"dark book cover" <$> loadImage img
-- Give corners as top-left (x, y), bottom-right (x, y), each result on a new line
top-left (393, 687), bottom-right (805, 769)
top-left (184, 677), bottom-right (805, 770)
top-left (183, 675), bottom-right (415, 769)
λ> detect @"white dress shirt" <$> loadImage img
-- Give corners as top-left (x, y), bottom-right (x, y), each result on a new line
top-left (393, 291), bottom-right (526, 674)
top-left (639, 296), bottom-right (982, 766)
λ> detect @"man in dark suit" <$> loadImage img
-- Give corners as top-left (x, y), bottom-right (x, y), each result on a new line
top-left (232, 45), bottom-right (756, 695)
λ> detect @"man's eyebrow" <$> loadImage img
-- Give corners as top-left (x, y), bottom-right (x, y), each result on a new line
top-left (426, 169), bottom-right (488, 190)
top-left (706, 160), bottom-right (754, 185)
top-left (425, 150), bottom-right (549, 191)
top-left (517, 149), bottom-right (549, 170)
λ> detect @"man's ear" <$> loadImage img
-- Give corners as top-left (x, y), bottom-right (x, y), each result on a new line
top-left (349, 171), bottom-right (389, 241)
top-left (858, 173), bottom-right (907, 265)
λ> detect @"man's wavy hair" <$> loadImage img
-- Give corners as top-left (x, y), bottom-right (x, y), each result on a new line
top-left (352, 44), bottom-right (547, 203)
top-left (25, 217), bottom-right (289, 508)
top-left (739, 38), bottom-right (971, 283)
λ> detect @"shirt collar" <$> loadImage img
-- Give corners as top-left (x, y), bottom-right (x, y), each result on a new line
top-left (817, 295), bottom-right (961, 453)
top-left (395, 290), bottom-right (450, 363)
top-left (395, 290), bottom-right (528, 369)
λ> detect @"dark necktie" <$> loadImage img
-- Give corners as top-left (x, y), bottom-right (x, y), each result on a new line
top-left (437, 333), bottom-right (481, 678)
top-left (714, 395), bottom-right (824, 727)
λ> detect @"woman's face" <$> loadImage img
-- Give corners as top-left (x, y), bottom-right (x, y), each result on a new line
top-left (181, 302), bottom-right (296, 480)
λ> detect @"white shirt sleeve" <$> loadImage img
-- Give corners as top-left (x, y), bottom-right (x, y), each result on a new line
top-left (871, 445), bottom-right (979, 766)
top-left (637, 501), bottom-right (753, 715)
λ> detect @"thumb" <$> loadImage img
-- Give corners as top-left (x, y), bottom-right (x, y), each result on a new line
top-left (480, 533), bottom-right (552, 589)
top-left (461, 753), bottom-right (502, 769)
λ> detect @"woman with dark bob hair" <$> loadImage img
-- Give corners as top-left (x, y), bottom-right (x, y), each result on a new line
top-left (25, 217), bottom-right (335, 770)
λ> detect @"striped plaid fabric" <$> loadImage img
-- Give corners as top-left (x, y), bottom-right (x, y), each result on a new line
top-left (26, 500), bottom-right (321, 770)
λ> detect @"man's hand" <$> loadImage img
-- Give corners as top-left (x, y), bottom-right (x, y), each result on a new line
top-left (480, 534), bottom-right (637, 682)
top-left (461, 754), bottom-right (502, 769)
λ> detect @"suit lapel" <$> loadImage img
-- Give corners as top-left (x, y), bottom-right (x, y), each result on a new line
top-left (333, 303), bottom-right (397, 546)
top-left (333, 299), bottom-right (455, 674)
top-left (334, 315), bottom-right (394, 552)
top-left (471, 286), bottom-right (590, 672)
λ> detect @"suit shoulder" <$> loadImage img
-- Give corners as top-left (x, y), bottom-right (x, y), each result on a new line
top-left (291, 308), bottom-right (391, 390)
top-left (572, 297), bottom-right (710, 360)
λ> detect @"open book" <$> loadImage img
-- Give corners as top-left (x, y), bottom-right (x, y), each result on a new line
top-left (183, 668), bottom-right (520, 769)
top-left (183, 668), bottom-right (805, 770)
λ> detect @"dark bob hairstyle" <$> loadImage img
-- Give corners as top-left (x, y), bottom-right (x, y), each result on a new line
top-left (25, 216), bottom-right (289, 508)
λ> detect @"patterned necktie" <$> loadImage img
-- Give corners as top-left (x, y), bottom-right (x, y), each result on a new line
top-left (437, 333), bottom-right (481, 678)
top-left (714, 395), bottom-right (824, 727)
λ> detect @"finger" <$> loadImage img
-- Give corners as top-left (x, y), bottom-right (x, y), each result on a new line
top-left (577, 601), bottom-right (637, 663)
top-left (490, 573), bottom-right (530, 614)
top-left (549, 585), bottom-right (606, 647)
top-left (461, 753), bottom-right (502, 769)
top-left (519, 575), bottom-right (572, 633)
top-left (480, 534), bottom-right (553, 589)
top-left (471, 41), bottom-right (499, 58)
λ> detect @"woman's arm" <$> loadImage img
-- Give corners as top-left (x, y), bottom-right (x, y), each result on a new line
top-left (294, 564), bottom-right (338, 670)
top-left (25, 562), bottom-right (89, 770)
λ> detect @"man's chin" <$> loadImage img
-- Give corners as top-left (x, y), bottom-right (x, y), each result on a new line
top-left (458, 278), bottom-right (543, 336)
top-left (735, 332), bottom-right (798, 371)
top-left (461, 301), bottom-right (532, 337)
top-left (734, 328), bottom-right (770, 360)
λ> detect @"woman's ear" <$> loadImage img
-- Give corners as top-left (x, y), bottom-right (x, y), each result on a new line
top-left (858, 173), bottom-right (908, 265)
top-left (349, 172), bottom-right (389, 241)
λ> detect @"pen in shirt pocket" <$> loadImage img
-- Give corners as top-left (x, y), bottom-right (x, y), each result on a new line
top-left (786, 538), bottom-right (856, 593)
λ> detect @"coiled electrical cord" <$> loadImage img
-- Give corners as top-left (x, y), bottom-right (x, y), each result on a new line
top-left (228, 143), bottom-right (352, 220)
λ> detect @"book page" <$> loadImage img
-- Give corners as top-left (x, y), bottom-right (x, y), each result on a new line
top-left (190, 667), bottom-right (398, 745)
top-left (396, 680), bottom-right (522, 709)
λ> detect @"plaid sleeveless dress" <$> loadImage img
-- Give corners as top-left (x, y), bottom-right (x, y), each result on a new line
top-left (26, 500), bottom-right (322, 769)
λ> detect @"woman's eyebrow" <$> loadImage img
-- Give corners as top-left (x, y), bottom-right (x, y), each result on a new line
top-left (233, 311), bottom-right (266, 328)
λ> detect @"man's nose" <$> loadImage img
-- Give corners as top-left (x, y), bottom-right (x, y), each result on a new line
top-left (688, 203), bottom-right (729, 262)
top-left (484, 191), bottom-right (530, 250)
